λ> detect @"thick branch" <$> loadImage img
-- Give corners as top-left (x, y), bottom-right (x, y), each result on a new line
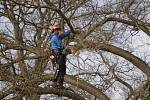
top-left (30, 86), bottom-right (85, 100)
top-left (0, 87), bottom-right (15, 100)
top-left (0, 36), bottom-right (45, 56)
top-left (98, 43), bottom-right (150, 77)
top-left (65, 75), bottom-right (109, 100)
top-left (76, 40), bottom-right (150, 77)
top-left (28, 74), bottom-right (109, 100)
top-left (86, 16), bottom-right (150, 38)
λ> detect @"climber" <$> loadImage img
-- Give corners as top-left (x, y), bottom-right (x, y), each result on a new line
top-left (49, 22), bottom-right (71, 88)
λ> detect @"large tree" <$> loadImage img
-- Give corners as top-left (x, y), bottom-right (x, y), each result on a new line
top-left (0, 0), bottom-right (150, 100)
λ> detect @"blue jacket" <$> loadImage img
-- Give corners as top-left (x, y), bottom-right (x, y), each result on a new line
top-left (49, 30), bottom-right (71, 50)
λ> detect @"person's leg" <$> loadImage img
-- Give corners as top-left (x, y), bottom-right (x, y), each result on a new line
top-left (52, 49), bottom-right (61, 86)
top-left (57, 54), bottom-right (66, 88)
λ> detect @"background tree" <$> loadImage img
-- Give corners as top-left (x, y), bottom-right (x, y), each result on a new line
top-left (0, 0), bottom-right (150, 100)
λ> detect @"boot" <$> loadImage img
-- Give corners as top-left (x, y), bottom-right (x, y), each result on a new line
top-left (57, 76), bottom-right (64, 89)
top-left (52, 69), bottom-right (60, 88)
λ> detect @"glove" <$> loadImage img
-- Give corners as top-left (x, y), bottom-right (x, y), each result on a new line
top-left (74, 27), bottom-right (81, 34)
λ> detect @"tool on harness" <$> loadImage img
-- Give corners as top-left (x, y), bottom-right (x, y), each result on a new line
top-left (47, 41), bottom-right (77, 73)
top-left (53, 69), bottom-right (60, 81)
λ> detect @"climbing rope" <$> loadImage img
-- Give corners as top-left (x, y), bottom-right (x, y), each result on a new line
top-left (76, 56), bottom-right (80, 88)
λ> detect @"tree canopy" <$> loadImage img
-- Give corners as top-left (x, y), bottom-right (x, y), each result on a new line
top-left (0, 0), bottom-right (150, 100)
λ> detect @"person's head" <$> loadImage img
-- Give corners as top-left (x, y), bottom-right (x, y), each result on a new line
top-left (49, 23), bottom-right (61, 35)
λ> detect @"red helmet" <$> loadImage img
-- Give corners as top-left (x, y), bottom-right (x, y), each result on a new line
top-left (49, 23), bottom-right (61, 31)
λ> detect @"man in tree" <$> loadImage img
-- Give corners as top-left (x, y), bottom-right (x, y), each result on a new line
top-left (49, 22), bottom-right (71, 88)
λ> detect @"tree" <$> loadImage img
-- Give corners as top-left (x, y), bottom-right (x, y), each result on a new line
top-left (0, 0), bottom-right (150, 100)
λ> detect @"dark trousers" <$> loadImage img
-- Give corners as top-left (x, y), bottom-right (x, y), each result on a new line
top-left (52, 49), bottom-right (66, 86)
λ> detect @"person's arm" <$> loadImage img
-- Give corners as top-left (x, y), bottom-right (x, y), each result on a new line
top-left (58, 30), bottom-right (71, 39)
